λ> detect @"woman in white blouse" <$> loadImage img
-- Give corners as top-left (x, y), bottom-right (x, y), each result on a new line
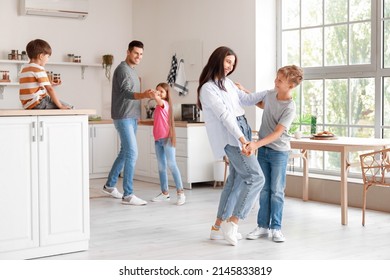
top-left (197, 46), bottom-right (265, 246)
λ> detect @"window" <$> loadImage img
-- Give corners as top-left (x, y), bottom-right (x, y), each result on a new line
top-left (278, 0), bottom-right (390, 175)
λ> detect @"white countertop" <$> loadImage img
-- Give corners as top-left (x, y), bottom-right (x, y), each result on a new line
top-left (0, 109), bottom-right (96, 117)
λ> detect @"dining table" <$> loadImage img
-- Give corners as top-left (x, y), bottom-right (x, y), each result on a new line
top-left (290, 136), bottom-right (390, 225)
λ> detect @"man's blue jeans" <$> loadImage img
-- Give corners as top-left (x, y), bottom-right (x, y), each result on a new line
top-left (105, 118), bottom-right (138, 197)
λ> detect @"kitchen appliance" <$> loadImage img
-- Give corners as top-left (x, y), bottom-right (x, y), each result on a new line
top-left (181, 104), bottom-right (200, 122)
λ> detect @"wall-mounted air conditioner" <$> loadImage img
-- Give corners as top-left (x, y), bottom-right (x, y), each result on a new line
top-left (20, 0), bottom-right (89, 20)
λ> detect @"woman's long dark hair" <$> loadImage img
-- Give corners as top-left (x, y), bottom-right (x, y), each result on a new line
top-left (197, 46), bottom-right (237, 110)
top-left (156, 82), bottom-right (176, 147)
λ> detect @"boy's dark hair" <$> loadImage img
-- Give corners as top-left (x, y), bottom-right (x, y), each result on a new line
top-left (26, 39), bottom-right (52, 59)
top-left (128, 40), bottom-right (144, 51)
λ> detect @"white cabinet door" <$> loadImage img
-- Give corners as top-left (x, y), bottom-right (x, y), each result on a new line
top-left (89, 124), bottom-right (118, 176)
top-left (38, 116), bottom-right (90, 246)
top-left (135, 125), bottom-right (151, 177)
top-left (0, 117), bottom-right (39, 253)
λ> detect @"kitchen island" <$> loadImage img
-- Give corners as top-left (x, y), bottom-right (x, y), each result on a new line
top-left (0, 109), bottom-right (95, 259)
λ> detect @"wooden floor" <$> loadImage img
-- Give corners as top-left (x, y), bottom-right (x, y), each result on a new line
top-left (40, 178), bottom-right (390, 260)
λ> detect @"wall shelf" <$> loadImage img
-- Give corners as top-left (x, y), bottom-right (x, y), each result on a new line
top-left (0, 59), bottom-right (102, 79)
top-left (0, 59), bottom-right (103, 96)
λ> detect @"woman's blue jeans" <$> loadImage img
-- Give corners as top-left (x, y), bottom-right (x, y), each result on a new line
top-left (256, 146), bottom-right (289, 230)
top-left (105, 118), bottom-right (138, 197)
top-left (154, 137), bottom-right (183, 192)
top-left (216, 115), bottom-right (264, 221)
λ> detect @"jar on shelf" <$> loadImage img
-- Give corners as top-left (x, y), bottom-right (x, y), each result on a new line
top-left (53, 73), bottom-right (61, 84)
top-left (21, 51), bottom-right (28, 61)
top-left (74, 56), bottom-right (81, 63)
top-left (46, 71), bottom-right (53, 83)
top-left (1, 70), bottom-right (10, 81)
top-left (67, 54), bottom-right (74, 62)
top-left (11, 50), bottom-right (18, 60)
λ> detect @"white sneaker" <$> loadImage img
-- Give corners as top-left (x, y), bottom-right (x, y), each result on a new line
top-left (151, 193), bottom-right (170, 202)
top-left (176, 193), bottom-right (186, 206)
top-left (210, 225), bottom-right (242, 240)
top-left (122, 194), bottom-right (148, 206)
top-left (101, 185), bottom-right (122, 199)
top-left (246, 226), bottom-right (270, 240)
top-left (220, 221), bottom-right (239, 246)
top-left (271, 229), bottom-right (286, 242)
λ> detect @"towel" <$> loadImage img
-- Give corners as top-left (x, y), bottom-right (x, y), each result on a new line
top-left (173, 59), bottom-right (189, 96)
top-left (167, 54), bottom-right (178, 86)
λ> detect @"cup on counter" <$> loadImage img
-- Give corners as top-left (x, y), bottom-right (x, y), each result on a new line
top-left (294, 131), bottom-right (303, 139)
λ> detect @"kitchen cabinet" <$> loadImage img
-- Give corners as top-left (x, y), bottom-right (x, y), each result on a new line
top-left (89, 122), bottom-right (119, 178)
top-left (0, 114), bottom-right (90, 259)
top-left (134, 125), bottom-right (152, 177)
top-left (135, 123), bottom-right (214, 189)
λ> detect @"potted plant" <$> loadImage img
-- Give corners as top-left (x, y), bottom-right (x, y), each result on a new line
top-left (102, 54), bottom-right (114, 81)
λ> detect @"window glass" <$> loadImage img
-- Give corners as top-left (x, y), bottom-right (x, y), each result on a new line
top-left (349, 22), bottom-right (371, 65)
top-left (384, 21), bottom-right (390, 68)
top-left (301, 28), bottom-right (323, 67)
top-left (383, 77), bottom-right (390, 126)
top-left (282, 0), bottom-right (300, 29)
top-left (350, 78), bottom-right (375, 126)
top-left (325, 79), bottom-right (348, 125)
top-left (282, 30), bottom-right (300, 65)
top-left (325, 0), bottom-right (348, 24)
top-left (350, 0), bottom-right (371, 21)
top-left (301, 0), bottom-right (323, 27)
top-left (324, 25), bottom-right (348, 66)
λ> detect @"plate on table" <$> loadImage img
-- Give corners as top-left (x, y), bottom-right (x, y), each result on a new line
top-left (311, 132), bottom-right (337, 140)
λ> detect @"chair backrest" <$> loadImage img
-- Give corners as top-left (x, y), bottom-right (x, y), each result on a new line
top-left (360, 148), bottom-right (390, 187)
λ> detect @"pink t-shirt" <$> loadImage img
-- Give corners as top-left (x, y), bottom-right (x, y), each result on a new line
top-left (153, 100), bottom-right (170, 141)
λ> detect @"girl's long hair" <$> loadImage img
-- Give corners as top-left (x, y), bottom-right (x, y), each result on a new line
top-left (156, 82), bottom-right (176, 146)
top-left (197, 46), bottom-right (237, 110)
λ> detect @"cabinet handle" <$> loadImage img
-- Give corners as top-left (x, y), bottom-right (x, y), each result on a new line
top-left (94, 127), bottom-right (96, 138)
top-left (32, 121), bottom-right (36, 142)
top-left (39, 121), bottom-right (44, 142)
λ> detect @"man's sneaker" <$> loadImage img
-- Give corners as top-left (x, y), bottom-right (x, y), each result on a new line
top-left (220, 221), bottom-right (239, 246)
top-left (151, 193), bottom-right (170, 202)
top-left (122, 194), bottom-right (148, 206)
top-left (176, 193), bottom-right (186, 206)
top-left (210, 225), bottom-right (242, 240)
top-left (246, 226), bottom-right (270, 240)
top-left (101, 185), bottom-right (122, 199)
top-left (271, 229), bottom-right (286, 242)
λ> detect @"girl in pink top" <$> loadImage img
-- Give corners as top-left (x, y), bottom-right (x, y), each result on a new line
top-left (151, 82), bottom-right (185, 205)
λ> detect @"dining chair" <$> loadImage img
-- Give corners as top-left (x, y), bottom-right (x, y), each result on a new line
top-left (359, 148), bottom-right (390, 226)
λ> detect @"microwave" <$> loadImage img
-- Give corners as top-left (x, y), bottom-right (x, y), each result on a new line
top-left (181, 104), bottom-right (200, 122)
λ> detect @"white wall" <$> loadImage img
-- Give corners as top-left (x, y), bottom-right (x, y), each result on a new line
top-left (0, 0), bottom-right (133, 119)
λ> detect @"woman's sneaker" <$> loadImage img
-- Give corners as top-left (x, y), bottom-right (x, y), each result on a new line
top-left (221, 221), bottom-right (239, 246)
top-left (246, 226), bottom-right (270, 240)
top-left (101, 185), bottom-right (122, 199)
top-left (176, 193), bottom-right (186, 206)
top-left (271, 229), bottom-right (286, 242)
top-left (210, 225), bottom-right (242, 240)
top-left (151, 193), bottom-right (170, 202)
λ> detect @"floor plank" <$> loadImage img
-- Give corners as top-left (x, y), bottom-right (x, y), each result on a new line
top-left (39, 178), bottom-right (390, 260)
